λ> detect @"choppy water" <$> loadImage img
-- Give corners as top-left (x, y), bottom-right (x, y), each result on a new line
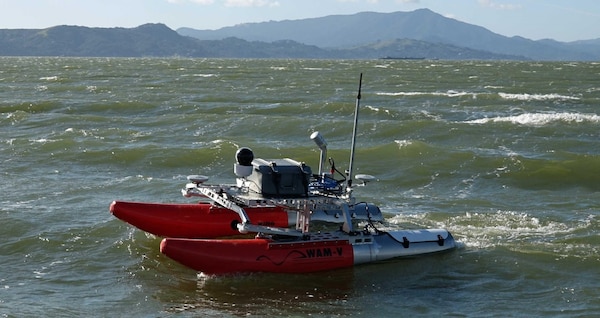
top-left (1, 57), bottom-right (600, 317)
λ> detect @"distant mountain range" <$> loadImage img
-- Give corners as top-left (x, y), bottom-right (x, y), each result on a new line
top-left (1, 9), bottom-right (599, 60)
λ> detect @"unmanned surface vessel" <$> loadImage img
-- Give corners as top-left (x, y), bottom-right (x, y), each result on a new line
top-left (110, 74), bottom-right (456, 275)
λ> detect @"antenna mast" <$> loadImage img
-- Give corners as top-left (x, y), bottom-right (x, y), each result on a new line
top-left (347, 73), bottom-right (362, 189)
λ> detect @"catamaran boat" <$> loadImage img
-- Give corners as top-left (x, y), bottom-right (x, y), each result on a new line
top-left (110, 74), bottom-right (456, 275)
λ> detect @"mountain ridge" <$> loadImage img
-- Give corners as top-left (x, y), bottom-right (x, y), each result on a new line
top-left (178, 9), bottom-right (599, 61)
top-left (1, 9), bottom-right (598, 60)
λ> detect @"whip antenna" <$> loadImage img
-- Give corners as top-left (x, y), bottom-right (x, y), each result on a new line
top-left (347, 73), bottom-right (362, 189)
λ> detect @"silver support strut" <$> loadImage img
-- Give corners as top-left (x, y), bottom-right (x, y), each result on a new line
top-left (338, 202), bottom-right (354, 233)
top-left (198, 186), bottom-right (250, 223)
top-left (198, 186), bottom-right (304, 237)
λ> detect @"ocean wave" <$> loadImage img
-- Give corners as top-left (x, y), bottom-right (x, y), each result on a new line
top-left (503, 154), bottom-right (600, 191)
top-left (498, 92), bottom-right (580, 101)
top-left (376, 90), bottom-right (477, 98)
top-left (464, 112), bottom-right (600, 126)
top-left (364, 105), bottom-right (392, 115)
top-left (39, 75), bottom-right (59, 81)
top-left (387, 209), bottom-right (599, 260)
top-left (445, 210), bottom-right (581, 248)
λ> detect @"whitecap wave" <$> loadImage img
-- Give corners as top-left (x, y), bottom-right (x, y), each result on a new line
top-left (465, 112), bottom-right (600, 126)
top-left (394, 139), bottom-right (413, 148)
top-left (192, 73), bottom-right (217, 77)
top-left (39, 76), bottom-right (58, 81)
top-left (376, 90), bottom-right (475, 97)
top-left (365, 105), bottom-right (391, 114)
top-left (498, 92), bottom-right (579, 101)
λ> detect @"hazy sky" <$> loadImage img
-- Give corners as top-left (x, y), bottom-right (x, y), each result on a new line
top-left (1, 0), bottom-right (599, 42)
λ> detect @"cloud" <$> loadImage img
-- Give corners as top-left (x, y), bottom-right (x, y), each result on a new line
top-left (167, 0), bottom-right (215, 4)
top-left (167, 0), bottom-right (279, 6)
top-left (224, 0), bottom-right (280, 7)
top-left (336, 0), bottom-right (419, 4)
top-left (336, 0), bottom-right (419, 3)
top-left (478, 0), bottom-right (521, 10)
